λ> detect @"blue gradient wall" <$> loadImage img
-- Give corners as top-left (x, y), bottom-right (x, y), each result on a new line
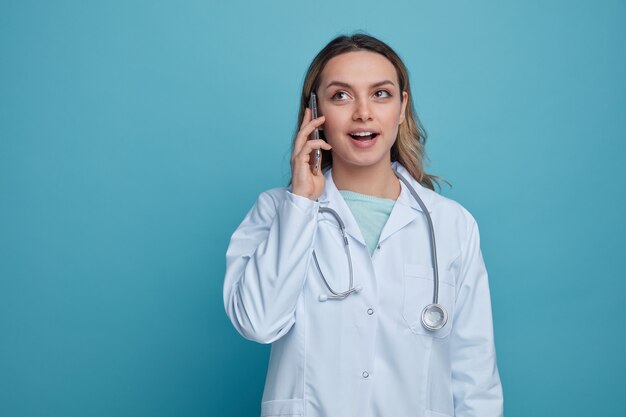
top-left (1, 1), bottom-right (624, 416)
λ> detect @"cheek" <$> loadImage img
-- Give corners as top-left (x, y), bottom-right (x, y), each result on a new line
top-left (322, 125), bottom-right (344, 146)
top-left (383, 105), bottom-right (403, 123)
top-left (323, 118), bottom-right (341, 133)
top-left (319, 114), bottom-right (344, 137)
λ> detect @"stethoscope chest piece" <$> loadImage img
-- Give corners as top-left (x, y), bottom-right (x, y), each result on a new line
top-left (421, 303), bottom-right (448, 331)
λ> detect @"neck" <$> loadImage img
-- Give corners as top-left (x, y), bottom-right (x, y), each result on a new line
top-left (332, 160), bottom-right (400, 200)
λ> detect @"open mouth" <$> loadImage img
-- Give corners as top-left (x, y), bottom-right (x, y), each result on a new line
top-left (348, 132), bottom-right (379, 142)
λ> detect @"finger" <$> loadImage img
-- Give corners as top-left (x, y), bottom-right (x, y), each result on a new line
top-left (292, 139), bottom-right (331, 166)
top-left (299, 107), bottom-right (311, 129)
top-left (293, 116), bottom-right (326, 153)
top-left (297, 139), bottom-right (332, 158)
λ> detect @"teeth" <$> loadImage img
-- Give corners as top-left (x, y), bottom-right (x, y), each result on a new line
top-left (350, 131), bottom-right (374, 136)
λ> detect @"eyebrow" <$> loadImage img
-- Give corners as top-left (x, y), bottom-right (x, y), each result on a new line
top-left (324, 80), bottom-right (396, 90)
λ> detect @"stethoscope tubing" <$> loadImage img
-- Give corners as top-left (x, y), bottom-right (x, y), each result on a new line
top-left (394, 171), bottom-right (440, 305)
top-left (313, 206), bottom-right (358, 300)
top-left (312, 169), bottom-right (446, 330)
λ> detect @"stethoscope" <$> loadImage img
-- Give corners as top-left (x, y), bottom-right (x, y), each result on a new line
top-left (313, 169), bottom-right (448, 331)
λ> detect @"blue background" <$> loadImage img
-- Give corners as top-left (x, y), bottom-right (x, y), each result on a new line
top-left (1, 0), bottom-right (625, 416)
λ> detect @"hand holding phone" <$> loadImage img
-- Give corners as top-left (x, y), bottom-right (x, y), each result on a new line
top-left (290, 92), bottom-right (330, 201)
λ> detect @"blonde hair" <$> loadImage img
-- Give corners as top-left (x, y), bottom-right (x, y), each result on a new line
top-left (292, 32), bottom-right (447, 191)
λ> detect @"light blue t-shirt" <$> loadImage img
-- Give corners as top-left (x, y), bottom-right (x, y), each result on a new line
top-left (338, 190), bottom-right (396, 255)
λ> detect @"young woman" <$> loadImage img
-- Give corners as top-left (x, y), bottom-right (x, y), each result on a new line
top-left (223, 33), bottom-right (503, 417)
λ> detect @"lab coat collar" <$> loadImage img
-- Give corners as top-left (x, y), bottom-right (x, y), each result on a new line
top-left (317, 168), bottom-right (367, 246)
top-left (380, 161), bottom-right (434, 244)
top-left (390, 161), bottom-right (433, 215)
top-left (316, 162), bottom-right (434, 247)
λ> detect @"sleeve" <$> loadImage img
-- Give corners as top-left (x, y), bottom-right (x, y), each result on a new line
top-left (450, 219), bottom-right (504, 417)
top-left (223, 189), bottom-right (319, 344)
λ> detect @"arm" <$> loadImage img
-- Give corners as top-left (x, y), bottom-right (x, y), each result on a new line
top-left (451, 220), bottom-right (504, 417)
top-left (223, 190), bottom-right (319, 344)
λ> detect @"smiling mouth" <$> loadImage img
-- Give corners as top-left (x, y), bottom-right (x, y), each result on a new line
top-left (348, 132), bottom-right (379, 141)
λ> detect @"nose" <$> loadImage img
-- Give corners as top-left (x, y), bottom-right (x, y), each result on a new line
top-left (352, 98), bottom-right (372, 121)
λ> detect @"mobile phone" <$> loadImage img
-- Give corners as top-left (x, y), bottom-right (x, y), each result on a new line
top-left (308, 91), bottom-right (322, 175)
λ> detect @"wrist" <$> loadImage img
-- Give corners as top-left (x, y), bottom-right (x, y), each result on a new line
top-left (291, 190), bottom-right (316, 201)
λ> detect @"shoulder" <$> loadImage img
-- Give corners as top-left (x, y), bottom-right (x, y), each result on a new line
top-left (246, 187), bottom-right (290, 219)
top-left (250, 186), bottom-right (318, 219)
top-left (395, 164), bottom-right (475, 225)
top-left (424, 187), bottom-right (476, 226)
top-left (410, 182), bottom-right (479, 248)
top-left (257, 186), bottom-right (290, 207)
top-left (393, 161), bottom-right (478, 232)
top-left (419, 188), bottom-right (484, 275)
top-left (433, 188), bottom-right (478, 235)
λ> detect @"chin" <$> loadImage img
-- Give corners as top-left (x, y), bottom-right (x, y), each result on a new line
top-left (334, 153), bottom-right (391, 170)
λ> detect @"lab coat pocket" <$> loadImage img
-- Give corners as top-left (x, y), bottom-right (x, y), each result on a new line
top-left (260, 398), bottom-right (303, 417)
top-left (402, 263), bottom-right (455, 338)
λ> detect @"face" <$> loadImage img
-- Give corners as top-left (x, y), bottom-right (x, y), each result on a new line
top-left (316, 51), bottom-right (408, 172)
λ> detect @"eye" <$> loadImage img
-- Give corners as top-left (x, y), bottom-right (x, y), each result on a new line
top-left (374, 90), bottom-right (392, 98)
top-left (331, 91), bottom-right (348, 101)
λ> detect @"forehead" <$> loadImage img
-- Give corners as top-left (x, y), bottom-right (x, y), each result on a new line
top-left (320, 51), bottom-right (399, 87)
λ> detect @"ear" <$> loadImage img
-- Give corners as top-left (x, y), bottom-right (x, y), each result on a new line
top-left (399, 91), bottom-right (408, 125)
